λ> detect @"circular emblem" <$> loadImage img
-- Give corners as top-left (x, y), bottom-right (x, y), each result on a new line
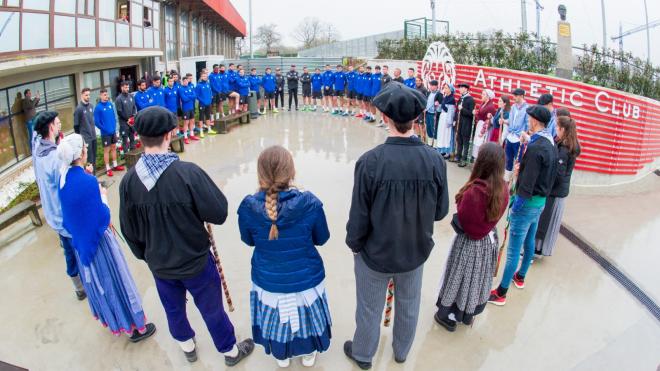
top-left (421, 41), bottom-right (456, 90)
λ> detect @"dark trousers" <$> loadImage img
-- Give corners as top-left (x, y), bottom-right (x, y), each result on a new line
top-left (154, 254), bottom-right (237, 353)
top-left (288, 88), bottom-right (298, 109)
top-left (120, 122), bottom-right (136, 151)
top-left (86, 138), bottom-right (97, 168)
top-left (456, 133), bottom-right (471, 162)
top-left (275, 89), bottom-right (285, 108)
top-left (59, 235), bottom-right (79, 277)
top-left (425, 112), bottom-right (436, 139)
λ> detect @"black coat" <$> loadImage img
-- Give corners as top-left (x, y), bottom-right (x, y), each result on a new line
top-left (456, 94), bottom-right (475, 137)
top-left (119, 160), bottom-right (228, 279)
top-left (516, 136), bottom-right (558, 199)
top-left (346, 136), bottom-right (449, 273)
top-left (286, 71), bottom-right (299, 89)
top-left (551, 142), bottom-right (580, 198)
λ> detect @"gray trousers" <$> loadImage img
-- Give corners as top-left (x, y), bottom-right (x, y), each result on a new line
top-left (352, 254), bottom-right (424, 363)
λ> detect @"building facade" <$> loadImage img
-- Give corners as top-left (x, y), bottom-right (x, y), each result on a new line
top-left (0, 0), bottom-right (245, 174)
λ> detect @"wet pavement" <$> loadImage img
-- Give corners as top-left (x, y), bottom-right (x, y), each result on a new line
top-left (1, 111), bottom-right (658, 371)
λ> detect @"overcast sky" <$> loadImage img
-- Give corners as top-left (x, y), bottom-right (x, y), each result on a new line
top-left (234, 0), bottom-right (659, 64)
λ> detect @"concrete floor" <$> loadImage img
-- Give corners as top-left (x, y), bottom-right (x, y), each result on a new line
top-left (1, 111), bottom-right (658, 371)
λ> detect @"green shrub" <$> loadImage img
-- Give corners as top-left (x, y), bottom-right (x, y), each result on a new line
top-left (1, 182), bottom-right (39, 213)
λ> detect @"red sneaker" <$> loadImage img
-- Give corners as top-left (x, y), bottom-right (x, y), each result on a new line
top-left (135, 142), bottom-right (142, 149)
top-left (184, 137), bottom-right (190, 144)
top-left (113, 165), bottom-right (125, 171)
top-left (355, 113), bottom-right (364, 118)
top-left (190, 135), bottom-right (200, 141)
top-left (513, 272), bottom-right (525, 289)
top-left (488, 289), bottom-right (506, 306)
top-left (106, 169), bottom-right (114, 177)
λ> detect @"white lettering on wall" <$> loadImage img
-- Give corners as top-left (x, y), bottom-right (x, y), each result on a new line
top-left (501, 78), bottom-right (512, 92)
top-left (632, 106), bottom-right (640, 119)
top-left (570, 91), bottom-right (584, 107)
top-left (595, 91), bottom-right (609, 113)
top-left (474, 69), bottom-right (486, 87)
top-left (530, 82), bottom-right (542, 98)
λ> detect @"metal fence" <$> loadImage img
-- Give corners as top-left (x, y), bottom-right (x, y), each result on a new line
top-left (221, 57), bottom-right (343, 72)
top-left (297, 30), bottom-right (405, 59)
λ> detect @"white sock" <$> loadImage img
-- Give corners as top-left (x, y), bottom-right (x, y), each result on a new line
top-left (179, 339), bottom-right (195, 353)
top-left (448, 313), bottom-right (457, 321)
top-left (112, 161), bottom-right (117, 168)
top-left (223, 344), bottom-right (239, 357)
top-left (106, 164), bottom-right (111, 171)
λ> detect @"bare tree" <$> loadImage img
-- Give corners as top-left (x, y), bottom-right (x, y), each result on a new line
top-left (292, 17), bottom-right (324, 49)
top-left (321, 23), bottom-right (341, 45)
top-left (255, 23), bottom-right (281, 54)
top-left (235, 37), bottom-right (247, 57)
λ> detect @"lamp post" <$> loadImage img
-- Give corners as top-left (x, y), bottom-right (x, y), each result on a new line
top-left (249, 0), bottom-right (253, 58)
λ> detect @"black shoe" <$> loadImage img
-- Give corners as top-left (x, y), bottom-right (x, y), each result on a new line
top-left (434, 312), bottom-right (457, 332)
top-left (128, 323), bottom-right (156, 343)
top-left (458, 162), bottom-right (467, 168)
top-left (76, 290), bottom-right (87, 301)
top-left (394, 357), bottom-right (406, 364)
top-left (224, 339), bottom-right (255, 367)
top-left (182, 337), bottom-right (198, 363)
top-left (343, 341), bottom-right (372, 370)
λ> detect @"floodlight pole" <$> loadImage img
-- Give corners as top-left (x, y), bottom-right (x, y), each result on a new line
top-left (431, 0), bottom-right (437, 36)
top-left (600, 0), bottom-right (607, 49)
top-left (521, 0), bottom-right (527, 33)
top-left (249, 0), bottom-right (253, 58)
top-left (643, 0), bottom-right (650, 63)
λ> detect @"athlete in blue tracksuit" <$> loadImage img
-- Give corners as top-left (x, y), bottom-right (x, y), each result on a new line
top-left (248, 68), bottom-right (264, 113)
top-left (236, 70), bottom-right (250, 112)
top-left (404, 68), bottom-right (417, 89)
top-left (311, 68), bottom-right (323, 110)
top-left (147, 77), bottom-right (165, 107)
top-left (209, 64), bottom-right (224, 118)
top-left (262, 67), bottom-right (277, 112)
top-left (361, 67), bottom-right (373, 120)
top-left (195, 72), bottom-right (214, 135)
top-left (345, 66), bottom-right (358, 114)
top-left (134, 80), bottom-right (153, 112)
top-left (164, 80), bottom-right (179, 115)
top-left (332, 66), bottom-right (347, 115)
top-left (178, 75), bottom-right (197, 141)
top-left (321, 65), bottom-right (334, 112)
top-left (93, 89), bottom-right (121, 173)
top-left (368, 66), bottom-right (383, 122)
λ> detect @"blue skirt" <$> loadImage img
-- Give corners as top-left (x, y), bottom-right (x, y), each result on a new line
top-left (76, 229), bottom-right (146, 335)
top-left (250, 282), bottom-right (332, 360)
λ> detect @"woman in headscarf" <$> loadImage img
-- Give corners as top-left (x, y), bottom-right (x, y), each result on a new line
top-left (471, 89), bottom-right (497, 160)
top-left (434, 83), bottom-right (456, 159)
top-left (57, 134), bottom-right (156, 342)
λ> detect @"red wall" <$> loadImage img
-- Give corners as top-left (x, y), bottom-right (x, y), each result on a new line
top-left (416, 63), bottom-right (660, 175)
top-left (203, 0), bottom-right (247, 37)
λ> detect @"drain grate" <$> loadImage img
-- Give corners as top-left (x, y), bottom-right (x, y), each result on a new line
top-left (560, 224), bottom-right (660, 322)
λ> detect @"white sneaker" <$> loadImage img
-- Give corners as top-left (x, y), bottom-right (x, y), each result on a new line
top-left (276, 358), bottom-right (290, 368)
top-left (301, 352), bottom-right (317, 367)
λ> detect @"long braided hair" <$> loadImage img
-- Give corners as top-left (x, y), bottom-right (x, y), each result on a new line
top-left (257, 145), bottom-right (295, 240)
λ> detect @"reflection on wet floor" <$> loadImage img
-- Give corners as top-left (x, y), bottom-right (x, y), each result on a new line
top-left (0, 112), bottom-right (658, 371)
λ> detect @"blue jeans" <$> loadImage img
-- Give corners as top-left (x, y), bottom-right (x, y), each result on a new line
top-left (425, 112), bottom-right (436, 139)
top-left (500, 203), bottom-right (544, 289)
top-left (505, 140), bottom-right (523, 171)
top-left (27, 118), bottom-right (35, 151)
top-left (59, 234), bottom-right (79, 277)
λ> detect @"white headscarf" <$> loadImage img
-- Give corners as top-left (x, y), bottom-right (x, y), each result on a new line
top-left (484, 89), bottom-right (496, 100)
top-left (57, 134), bottom-right (85, 188)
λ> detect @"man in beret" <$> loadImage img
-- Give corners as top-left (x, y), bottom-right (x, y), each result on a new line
top-left (503, 88), bottom-right (529, 181)
top-left (32, 111), bottom-right (87, 301)
top-left (489, 105), bottom-right (557, 306)
top-left (537, 93), bottom-right (557, 138)
top-left (453, 83), bottom-right (475, 167)
top-left (119, 106), bottom-right (254, 366)
top-left (344, 82), bottom-right (449, 369)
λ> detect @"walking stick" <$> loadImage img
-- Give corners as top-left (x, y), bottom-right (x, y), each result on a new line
top-left (431, 111), bottom-right (440, 148)
top-left (494, 143), bottom-right (525, 277)
top-left (206, 223), bottom-right (235, 312)
top-left (383, 278), bottom-right (395, 327)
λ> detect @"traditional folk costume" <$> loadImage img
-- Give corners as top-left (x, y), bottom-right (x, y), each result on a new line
top-left (535, 141), bottom-right (580, 256)
top-left (57, 134), bottom-right (153, 340)
top-left (238, 189), bottom-right (332, 361)
top-left (434, 85), bottom-right (456, 156)
top-left (472, 92), bottom-right (497, 160)
top-left (455, 86), bottom-right (475, 164)
top-left (344, 82), bottom-right (449, 367)
top-left (490, 107), bottom-right (509, 144)
top-left (436, 179), bottom-right (508, 326)
top-left (119, 107), bottom-right (252, 365)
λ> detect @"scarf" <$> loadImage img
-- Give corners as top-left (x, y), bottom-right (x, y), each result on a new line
top-left (135, 152), bottom-right (179, 191)
top-left (441, 94), bottom-right (456, 112)
top-left (530, 128), bottom-right (555, 146)
top-left (56, 134), bottom-right (84, 188)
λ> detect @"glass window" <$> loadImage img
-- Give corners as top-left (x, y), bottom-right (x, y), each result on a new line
top-left (5, 0), bottom-right (20, 6)
top-left (191, 18), bottom-right (199, 56)
top-left (99, 0), bottom-right (117, 20)
top-left (54, 16), bottom-right (76, 48)
top-left (45, 76), bottom-right (75, 102)
top-left (132, 26), bottom-right (143, 48)
top-left (117, 22), bottom-right (130, 47)
top-left (0, 90), bottom-right (16, 172)
top-left (83, 71), bottom-right (101, 91)
top-left (77, 0), bottom-right (94, 16)
top-left (22, 0), bottom-right (49, 11)
top-left (22, 13), bottom-right (49, 50)
top-left (144, 28), bottom-right (153, 48)
top-left (77, 17), bottom-right (96, 47)
top-left (131, 1), bottom-right (141, 25)
top-left (54, 0), bottom-right (76, 14)
top-left (0, 12), bottom-right (19, 53)
top-left (165, 5), bottom-right (176, 61)
top-left (154, 30), bottom-right (159, 49)
top-left (152, 9), bottom-right (159, 30)
top-left (180, 11), bottom-right (189, 57)
top-left (99, 21), bottom-right (116, 47)
top-left (47, 97), bottom-right (75, 134)
top-left (6, 81), bottom-right (44, 160)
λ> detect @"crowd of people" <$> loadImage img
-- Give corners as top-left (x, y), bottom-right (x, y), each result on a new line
top-left (28, 58), bottom-right (581, 368)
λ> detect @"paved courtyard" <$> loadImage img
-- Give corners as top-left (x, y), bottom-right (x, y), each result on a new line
top-left (0, 112), bottom-right (658, 371)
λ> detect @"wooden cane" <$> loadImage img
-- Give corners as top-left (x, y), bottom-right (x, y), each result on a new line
top-left (206, 223), bottom-right (235, 312)
top-left (383, 278), bottom-right (395, 327)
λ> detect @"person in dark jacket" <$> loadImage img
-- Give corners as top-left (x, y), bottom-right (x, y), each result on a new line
top-left (434, 143), bottom-right (509, 332)
top-left (392, 68), bottom-right (404, 83)
top-left (453, 83), bottom-right (475, 167)
top-left (286, 65), bottom-right (300, 111)
top-left (488, 105), bottom-right (557, 306)
top-left (119, 107), bottom-right (254, 366)
top-left (535, 115), bottom-right (580, 256)
top-left (115, 81), bottom-right (138, 151)
top-left (22, 88), bottom-right (41, 146)
top-left (300, 66), bottom-right (312, 111)
top-left (73, 88), bottom-right (97, 167)
top-left (275, 68), bottom-right (285, 109)
top-left (344, 82), bottom-right (449, 370)
top-left (238, 145), bottom-right (331, 368)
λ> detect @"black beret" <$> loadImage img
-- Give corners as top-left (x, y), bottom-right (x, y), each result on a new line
top-left (134, 106), bottom-right (177, 137)
top-left (458, 83), bottom-right (470, 89)
top-left (33, 111), bottom-right (59, 133)
top-left (373, 82), bottom-right (426, 124)
top-left (429, 80), bottom-right (439, 86)
top-left (538, 93), bottom-right (553, 105)
top-left (513, 88), bottom-right (526, 96)
top-left (526, 105), bottom-right (552, 125)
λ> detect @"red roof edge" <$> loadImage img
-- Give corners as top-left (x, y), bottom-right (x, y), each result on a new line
top-left (202, 0), bottom-right (247, 37)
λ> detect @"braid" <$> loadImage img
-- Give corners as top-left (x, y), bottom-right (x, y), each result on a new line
top-left (266, 186), bottom-right (279, 240)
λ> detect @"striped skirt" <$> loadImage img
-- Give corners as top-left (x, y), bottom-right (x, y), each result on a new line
top-left (535, 196), bottom-right (566, 256)
top-left (436, 231), bottom-right (498, 324)
top-left (250, 281), bottom-right (332, 360)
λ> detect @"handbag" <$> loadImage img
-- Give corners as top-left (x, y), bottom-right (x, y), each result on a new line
top-left (450, 213), bottom-right (464, 234)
